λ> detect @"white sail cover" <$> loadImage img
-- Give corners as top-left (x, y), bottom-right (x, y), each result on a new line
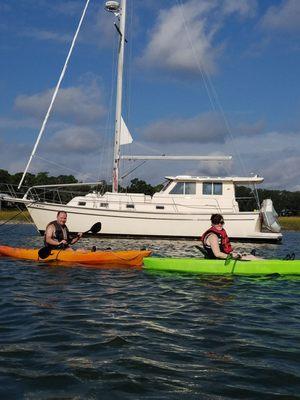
top-left (120, 116), bottom-right (133, 145)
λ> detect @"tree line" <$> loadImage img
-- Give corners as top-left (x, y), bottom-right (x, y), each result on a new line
top-left (0, 169), bottom-right (299, 215)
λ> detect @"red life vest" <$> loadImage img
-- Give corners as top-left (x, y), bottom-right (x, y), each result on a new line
top-left (201, 226), bottom-right (233, 255)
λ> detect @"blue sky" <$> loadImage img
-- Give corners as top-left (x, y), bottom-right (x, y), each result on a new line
top-left (0, 0), bottom-right (299, 190)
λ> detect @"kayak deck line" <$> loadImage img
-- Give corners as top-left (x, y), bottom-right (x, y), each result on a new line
top-left (143, 257), bottom-right (300, 276)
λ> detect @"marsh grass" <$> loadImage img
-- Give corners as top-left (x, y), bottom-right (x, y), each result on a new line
top-left (0, 209), bottom-right (32, 222)
top-left (279, 216), bottom-right (300, 231)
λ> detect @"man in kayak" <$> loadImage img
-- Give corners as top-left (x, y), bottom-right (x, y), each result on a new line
top-left (201, 214), bottom-right (259, 260)
top-left (44, 211), bottom-right (82, 250)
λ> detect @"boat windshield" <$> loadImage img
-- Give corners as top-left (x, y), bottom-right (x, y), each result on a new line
top-left (161, 180), bottom-right (172, 192)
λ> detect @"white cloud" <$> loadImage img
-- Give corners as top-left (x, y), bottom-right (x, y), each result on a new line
top-left (236, 119), bottom-right (265, 136)
top-left (140, 113), bottom-right (265, 144)
top-left (1, 126), bottom-right (299, 191)
top-left (139, 0), bottom-right (219, 74)
top-left (44, 126), bottom-right (101, 154)
top-left (231, 130), bottom-right (300, 190)
top-left (22, 28), bottom-right (72, 43)
top-left (124, 124), bottom-right (300, 191)
top-left (261, 0), bottom-right (300, 33)
top-left (0, 117), bottom-right (38, 131)
top-left (14, 79), bottom-right (106, 125)
top-left (142, 113), bottom-right (226, 143)
top-left (139, 0), bottom-right (257, 75)
top-left (222, 0), bottom-right (257, 18)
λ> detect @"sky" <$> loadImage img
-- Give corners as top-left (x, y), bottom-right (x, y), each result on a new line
top-left (0, 0), bottom-right (299, 190)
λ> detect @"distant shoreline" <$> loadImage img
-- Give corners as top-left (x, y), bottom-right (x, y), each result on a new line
top-left (0, 210), bottom-right (299, 231)
top-left (0, 210), bottom-right (32, 223)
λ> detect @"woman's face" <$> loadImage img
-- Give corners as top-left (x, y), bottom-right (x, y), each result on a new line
top-left (214, 219), bottom-right (225, 230)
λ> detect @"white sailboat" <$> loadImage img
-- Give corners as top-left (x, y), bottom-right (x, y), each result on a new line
top-left (4, 0), bottom-right (282, 243)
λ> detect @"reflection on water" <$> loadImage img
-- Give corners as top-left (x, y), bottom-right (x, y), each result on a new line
top-left (0, 224), bottom-right (299, 399)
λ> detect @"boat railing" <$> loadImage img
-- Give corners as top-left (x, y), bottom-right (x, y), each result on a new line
top-left (235, 196), bottom-right (258, 212)
top-left (0, 183), bottom-right (28, 204)
top-left (22, 182), bottom-right (104, 204)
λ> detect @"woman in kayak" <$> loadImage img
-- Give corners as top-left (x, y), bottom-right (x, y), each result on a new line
top-left (44, 211), bottom-right (82, 250)
top-left (201, 214), bottom-right (259, 260)
top-left (201, 214), bottom-right (235, 259)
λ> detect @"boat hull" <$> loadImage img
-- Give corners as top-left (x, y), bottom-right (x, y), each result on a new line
top-left (0, 246), bottom-right (151, 267)
top-left (143, 257), bottom-right (300, 276)
top-left (25, 202), bottom-right (282, 243)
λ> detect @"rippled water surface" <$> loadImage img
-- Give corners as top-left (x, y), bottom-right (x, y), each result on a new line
top-left (0, 224), bottom-right (299, 399)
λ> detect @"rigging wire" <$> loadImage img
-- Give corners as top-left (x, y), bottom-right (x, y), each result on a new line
top-left (34, 155), bottom-right (90, 179)
top-left (18, 0), bottom-right (91, 189)
top-left (121, 161), bottom-right (147, 180)
top-left (0, 200), bottom-right (38, 234)
top-left (97, 16), bottom-right (119, 186)
top-left (176, 0), bottom-right (260, 207)
top-left (176, 0), bottom-right (246, 172)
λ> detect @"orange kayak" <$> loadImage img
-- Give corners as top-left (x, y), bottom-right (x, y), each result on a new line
top-left (0, 245), bottom-right (151, 267)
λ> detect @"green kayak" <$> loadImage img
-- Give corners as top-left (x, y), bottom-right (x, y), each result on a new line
top-left (143, 257), bottom-right (300, 276)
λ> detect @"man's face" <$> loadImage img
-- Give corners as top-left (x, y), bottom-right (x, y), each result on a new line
top-left (57, 213), bottom-right (67, 225)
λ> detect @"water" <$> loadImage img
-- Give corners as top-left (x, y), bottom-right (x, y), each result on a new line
top-left (0, 224), bottom-right (299, 399)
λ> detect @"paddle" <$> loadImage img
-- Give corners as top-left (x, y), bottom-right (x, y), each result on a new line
top-left (38, 222), bottom-right (102, 259)
top-left (195, 245), bottom-right (209, 258)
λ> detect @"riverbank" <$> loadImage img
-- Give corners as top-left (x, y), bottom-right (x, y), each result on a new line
top-left (278, 216), bottom-right (300, 231)
top-left (0, 210), bottom-right (32, 222)
top-left (0, 210), bottom-right (300, 231)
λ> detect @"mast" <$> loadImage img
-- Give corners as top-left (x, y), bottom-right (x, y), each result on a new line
top-left (106, 0), bottom-right (127, 193)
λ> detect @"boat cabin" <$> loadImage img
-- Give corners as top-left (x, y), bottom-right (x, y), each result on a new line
top-left (66, 174), bottom-right (263, 215)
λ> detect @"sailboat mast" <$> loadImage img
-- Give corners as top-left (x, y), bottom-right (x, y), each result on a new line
top-left (112, 0), bottom-right (127, 193)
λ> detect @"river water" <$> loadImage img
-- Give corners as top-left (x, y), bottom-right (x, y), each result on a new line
top-left (0, 224), bottom-right (299, 399)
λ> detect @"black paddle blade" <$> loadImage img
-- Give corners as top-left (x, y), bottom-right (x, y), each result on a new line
top-left (89, 222), bottom-right (102, 234)
top-left (195, 245), bottom-right (209, 258)
top-left (38, 246), bottom-right (52, 259)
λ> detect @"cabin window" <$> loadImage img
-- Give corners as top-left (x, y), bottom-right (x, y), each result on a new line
top-left (185, 182), bottom-right (196, 195)
top-left (156, 205), bottom-right (165, 210)
top-left (203, 183), bottom-right (212, 195)
top-left (100, 202), bottom-right (108, 208)
top-left (126, 204), bottom-right (135, 209)
top-left (170, 182), bottom-right (184, 194)
top-left (203, 182), bottom-right (223, 195)
top-left (170, 182), bottom-right (196, 195)
top-left (213, 183), bottom-right (223, 195)
top-left (78, 201), bottom-right (86, 206)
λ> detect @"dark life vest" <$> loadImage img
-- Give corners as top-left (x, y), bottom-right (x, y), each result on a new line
top-left (44, 220), bottom-right (70, 250)
top-left (201, 226), bottom-right (233, 259)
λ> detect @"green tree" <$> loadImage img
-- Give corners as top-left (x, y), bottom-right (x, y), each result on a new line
top-left (0, 169), bottom-right (10, 183)
top-left (126, 178), bottom-right (156, 196)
